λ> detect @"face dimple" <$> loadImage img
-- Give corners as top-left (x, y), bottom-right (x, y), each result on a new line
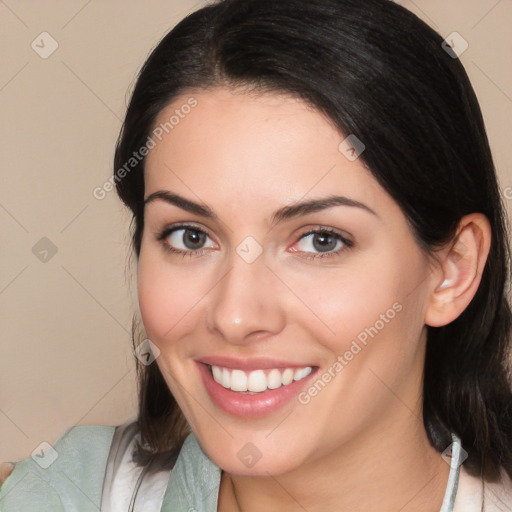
top-left (137, 86), bottom-right (433, 476)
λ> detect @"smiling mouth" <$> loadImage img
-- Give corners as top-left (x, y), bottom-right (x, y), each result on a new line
top-left (207, 364), bottom-right (314, 393)
top-left (196, 360), bottom-right (319, 418)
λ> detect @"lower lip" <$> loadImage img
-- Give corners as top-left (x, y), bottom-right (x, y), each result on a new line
top-left (196, 362), bottom-right (318, 419)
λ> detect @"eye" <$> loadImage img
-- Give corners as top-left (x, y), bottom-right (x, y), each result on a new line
top-left (290, 228), bottom-right (353, 259)
top-left (157, 224), bottom-right (216, 256)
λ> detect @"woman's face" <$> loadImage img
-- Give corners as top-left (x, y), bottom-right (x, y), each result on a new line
top-left (138, 86), bottom-right (437, 476)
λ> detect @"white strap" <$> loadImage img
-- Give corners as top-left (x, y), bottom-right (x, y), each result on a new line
top-left (439, 433), bottom-right (463, 512)
top-left (100, 421), bottom-right (177, 512)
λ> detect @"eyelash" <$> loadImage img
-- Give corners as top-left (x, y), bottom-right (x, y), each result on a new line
top-left (156, 224), bottom-right (354, 261)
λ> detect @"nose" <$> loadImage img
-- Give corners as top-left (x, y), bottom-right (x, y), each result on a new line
top-left (206, 251), bottom-right (286, 345)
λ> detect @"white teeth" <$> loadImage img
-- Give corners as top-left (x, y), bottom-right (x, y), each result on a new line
top-left (282, 368), bottom-right (294, 385)
top-left (267, 369), bottom-right (282, 389)
top-left (247, 370), bottom-right (267, 392)
top-left (293, 366), bottom-right (312, 381)
top-left (221, 368), bottom-right (230, 389)
top-left (212, 365), bottom-right (223, 383)
top-left (230, 370), bottom-right (247, 391)
top-left (210, 364), bottom-right (313, 393)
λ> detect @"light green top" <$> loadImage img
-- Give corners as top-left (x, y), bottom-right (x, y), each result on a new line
top-left (0, 425), bottom-right (221, 512)
top-left (0, 426), bottom-right (115, 511)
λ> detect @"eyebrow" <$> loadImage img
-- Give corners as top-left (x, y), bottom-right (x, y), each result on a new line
top-left (144, 190), bottom-right (379, 225)
top-left (144, 190), bottom-right (216, 219)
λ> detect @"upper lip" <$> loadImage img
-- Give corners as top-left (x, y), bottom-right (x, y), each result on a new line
top-left (197, 356), bottom-right (315, 371)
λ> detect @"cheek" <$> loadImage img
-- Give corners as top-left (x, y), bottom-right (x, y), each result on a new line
top-left (137, 248), bottom-right (207, 343)
top-left (287, 259), bottom-right (404, 347)
top-left (287, 243), bottom-right (428, 371)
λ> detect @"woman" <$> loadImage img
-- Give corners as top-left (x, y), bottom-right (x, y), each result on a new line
top-left (2, 0), bottom-right (512, 510)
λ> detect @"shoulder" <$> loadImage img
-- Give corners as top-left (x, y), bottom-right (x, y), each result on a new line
top-left (454, 464), bottom-right (512, 512)
top-left (0, 425), bottom-right (116, 511)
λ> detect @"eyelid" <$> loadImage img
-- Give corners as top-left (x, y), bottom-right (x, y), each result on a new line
top-left (290, 225), bottom-right (354, 246)
top-left (287, 226), bottom-right (354, 260)
top-left (156, 223), bottom-right (217, 259)
top-left (157, 222), bottom-right (215, 242)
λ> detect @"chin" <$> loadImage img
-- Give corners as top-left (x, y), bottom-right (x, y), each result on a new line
top-left (203, 441), bottom-right (306, 477)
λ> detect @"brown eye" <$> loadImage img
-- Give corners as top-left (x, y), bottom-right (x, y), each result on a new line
top-left (179, 228), bottom-right (207, 250)
top-left (158, 225), bottom-right (216, 254)
top-left (288, 227), bottom-right (354, 261)
top-left (310, 232), bottom-right (339, 252)
top-left (295, 229), bottom-right (349, 254)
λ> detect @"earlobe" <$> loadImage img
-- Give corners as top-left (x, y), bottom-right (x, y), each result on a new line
top-left (425, 213), bottom-right (491, 327)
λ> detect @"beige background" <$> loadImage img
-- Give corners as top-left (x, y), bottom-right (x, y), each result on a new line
top-left (1, 0), bottom-right (511, 462)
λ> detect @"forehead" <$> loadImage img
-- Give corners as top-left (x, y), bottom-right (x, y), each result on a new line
top-left (143, 87), bottom-right (390, 218)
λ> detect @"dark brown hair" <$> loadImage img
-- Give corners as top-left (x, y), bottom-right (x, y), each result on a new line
top-left (114, 0), bottom-right (512, 483)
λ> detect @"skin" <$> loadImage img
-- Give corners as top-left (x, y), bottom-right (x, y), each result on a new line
top-left (137, 86), bottom-right (491, 511)
top-left (0, 464), bottom-right (13, 486)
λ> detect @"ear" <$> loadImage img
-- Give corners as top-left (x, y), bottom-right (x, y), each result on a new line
top-left (424, 213), bottom-right (492, 327)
